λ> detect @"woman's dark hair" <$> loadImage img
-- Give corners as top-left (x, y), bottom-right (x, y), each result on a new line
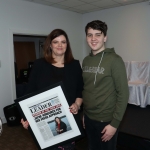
top-left (43, 29), bottom-right (74, 64)
top-left (85, 20), bottom-right (108, 36)
top-left (55, 117), bottom-right (61, 125)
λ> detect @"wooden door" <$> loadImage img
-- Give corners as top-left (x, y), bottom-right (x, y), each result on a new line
top-left (14, 42), bottom-right (36, 77)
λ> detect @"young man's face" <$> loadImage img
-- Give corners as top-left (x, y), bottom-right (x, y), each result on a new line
top-left (86, 28), bottom-right (107, 55)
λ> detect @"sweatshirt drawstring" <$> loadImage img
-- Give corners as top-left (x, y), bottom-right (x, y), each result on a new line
top-left (94, 52), bottom-right (104, 85)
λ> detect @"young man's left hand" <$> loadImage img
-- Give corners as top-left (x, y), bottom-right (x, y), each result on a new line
top-left (101, 124), bottom-right (117, 142)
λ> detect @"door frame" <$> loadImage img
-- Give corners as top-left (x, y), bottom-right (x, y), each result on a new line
top-left (9, 28), bottom-right (47, 102)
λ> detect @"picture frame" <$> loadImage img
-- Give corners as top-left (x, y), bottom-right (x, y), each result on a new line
top-left (14, 82), bottom-right (82, 150)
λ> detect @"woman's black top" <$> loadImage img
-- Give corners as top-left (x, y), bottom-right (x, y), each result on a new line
top-left (51, 65), bottom-right (64, 83)
top-left (26, 58), bottom-right (83, 106)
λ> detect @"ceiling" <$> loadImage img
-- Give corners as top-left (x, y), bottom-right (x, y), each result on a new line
top-left (23, 0), bottom-right (148, 14)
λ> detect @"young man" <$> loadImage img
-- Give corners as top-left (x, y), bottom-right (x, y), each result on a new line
top-left (82, 20), bottom-right (129, 150)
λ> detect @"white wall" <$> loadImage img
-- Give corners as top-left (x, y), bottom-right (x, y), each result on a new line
top-left (82, 1), bottom-right (150, 62)
top-left (0, 0), bottom-right (83, 123)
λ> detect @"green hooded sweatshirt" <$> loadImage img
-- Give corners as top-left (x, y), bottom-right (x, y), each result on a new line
top-left (82, 48), bottom-right (129, 128)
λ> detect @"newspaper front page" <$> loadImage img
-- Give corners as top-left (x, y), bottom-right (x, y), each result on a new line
top-left (28, 94), bottom-right (72, 141)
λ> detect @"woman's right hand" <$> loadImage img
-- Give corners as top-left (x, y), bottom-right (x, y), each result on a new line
top-left (21, 118), bottom-right (29, 129)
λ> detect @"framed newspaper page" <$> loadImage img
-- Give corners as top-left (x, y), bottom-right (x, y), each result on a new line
top-left (14, 82), bottom-right (82, 150)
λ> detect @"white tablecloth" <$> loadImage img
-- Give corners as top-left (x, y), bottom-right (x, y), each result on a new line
top-left (124, 61), bottom-right (150, 108)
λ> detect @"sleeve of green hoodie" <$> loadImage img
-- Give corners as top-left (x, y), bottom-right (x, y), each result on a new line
top-left (110, 56), bottom-right (129, 128)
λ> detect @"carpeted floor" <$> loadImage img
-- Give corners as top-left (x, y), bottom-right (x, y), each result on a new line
top-left (119, 104), bottom-right (150, 140)
top-left (1, 104), bottom-right (150, 150)
top-left (0, 124), bottom-right (38, 150)
top-left (0, 123), bottom-right (89, 150)
top-left (0, 123), bottom-right (125, 150)
top-left (117, 104), bottom-right (150, 150)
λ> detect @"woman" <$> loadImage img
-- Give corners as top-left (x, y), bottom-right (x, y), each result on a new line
top-left (21, 29), bottom-right (83, 150)
top-left (55, 117), bottom-right (67, 134)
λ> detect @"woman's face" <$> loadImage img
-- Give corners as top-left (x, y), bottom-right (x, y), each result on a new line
top-left (56, 118), bottom-right (60, 123)
top-left (50, 35), bottom-right (67, 58)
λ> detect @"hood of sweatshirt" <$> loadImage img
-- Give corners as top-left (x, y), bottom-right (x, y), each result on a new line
top-left (88, 48), bottom-right (115, 84)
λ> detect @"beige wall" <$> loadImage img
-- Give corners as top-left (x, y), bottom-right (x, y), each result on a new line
top-left (82, 1), bottom-right (150, 62)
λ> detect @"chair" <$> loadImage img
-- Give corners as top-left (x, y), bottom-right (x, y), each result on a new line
top-left (143, 83), bottom-right (150, 107)
top-left (124, 61), bottom-right (131, 81)
top-left (128, 61), bottom-right (150, 107)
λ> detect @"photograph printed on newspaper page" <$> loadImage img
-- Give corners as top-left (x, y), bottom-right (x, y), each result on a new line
top-left (17, 85), bottom-right (81, 149)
